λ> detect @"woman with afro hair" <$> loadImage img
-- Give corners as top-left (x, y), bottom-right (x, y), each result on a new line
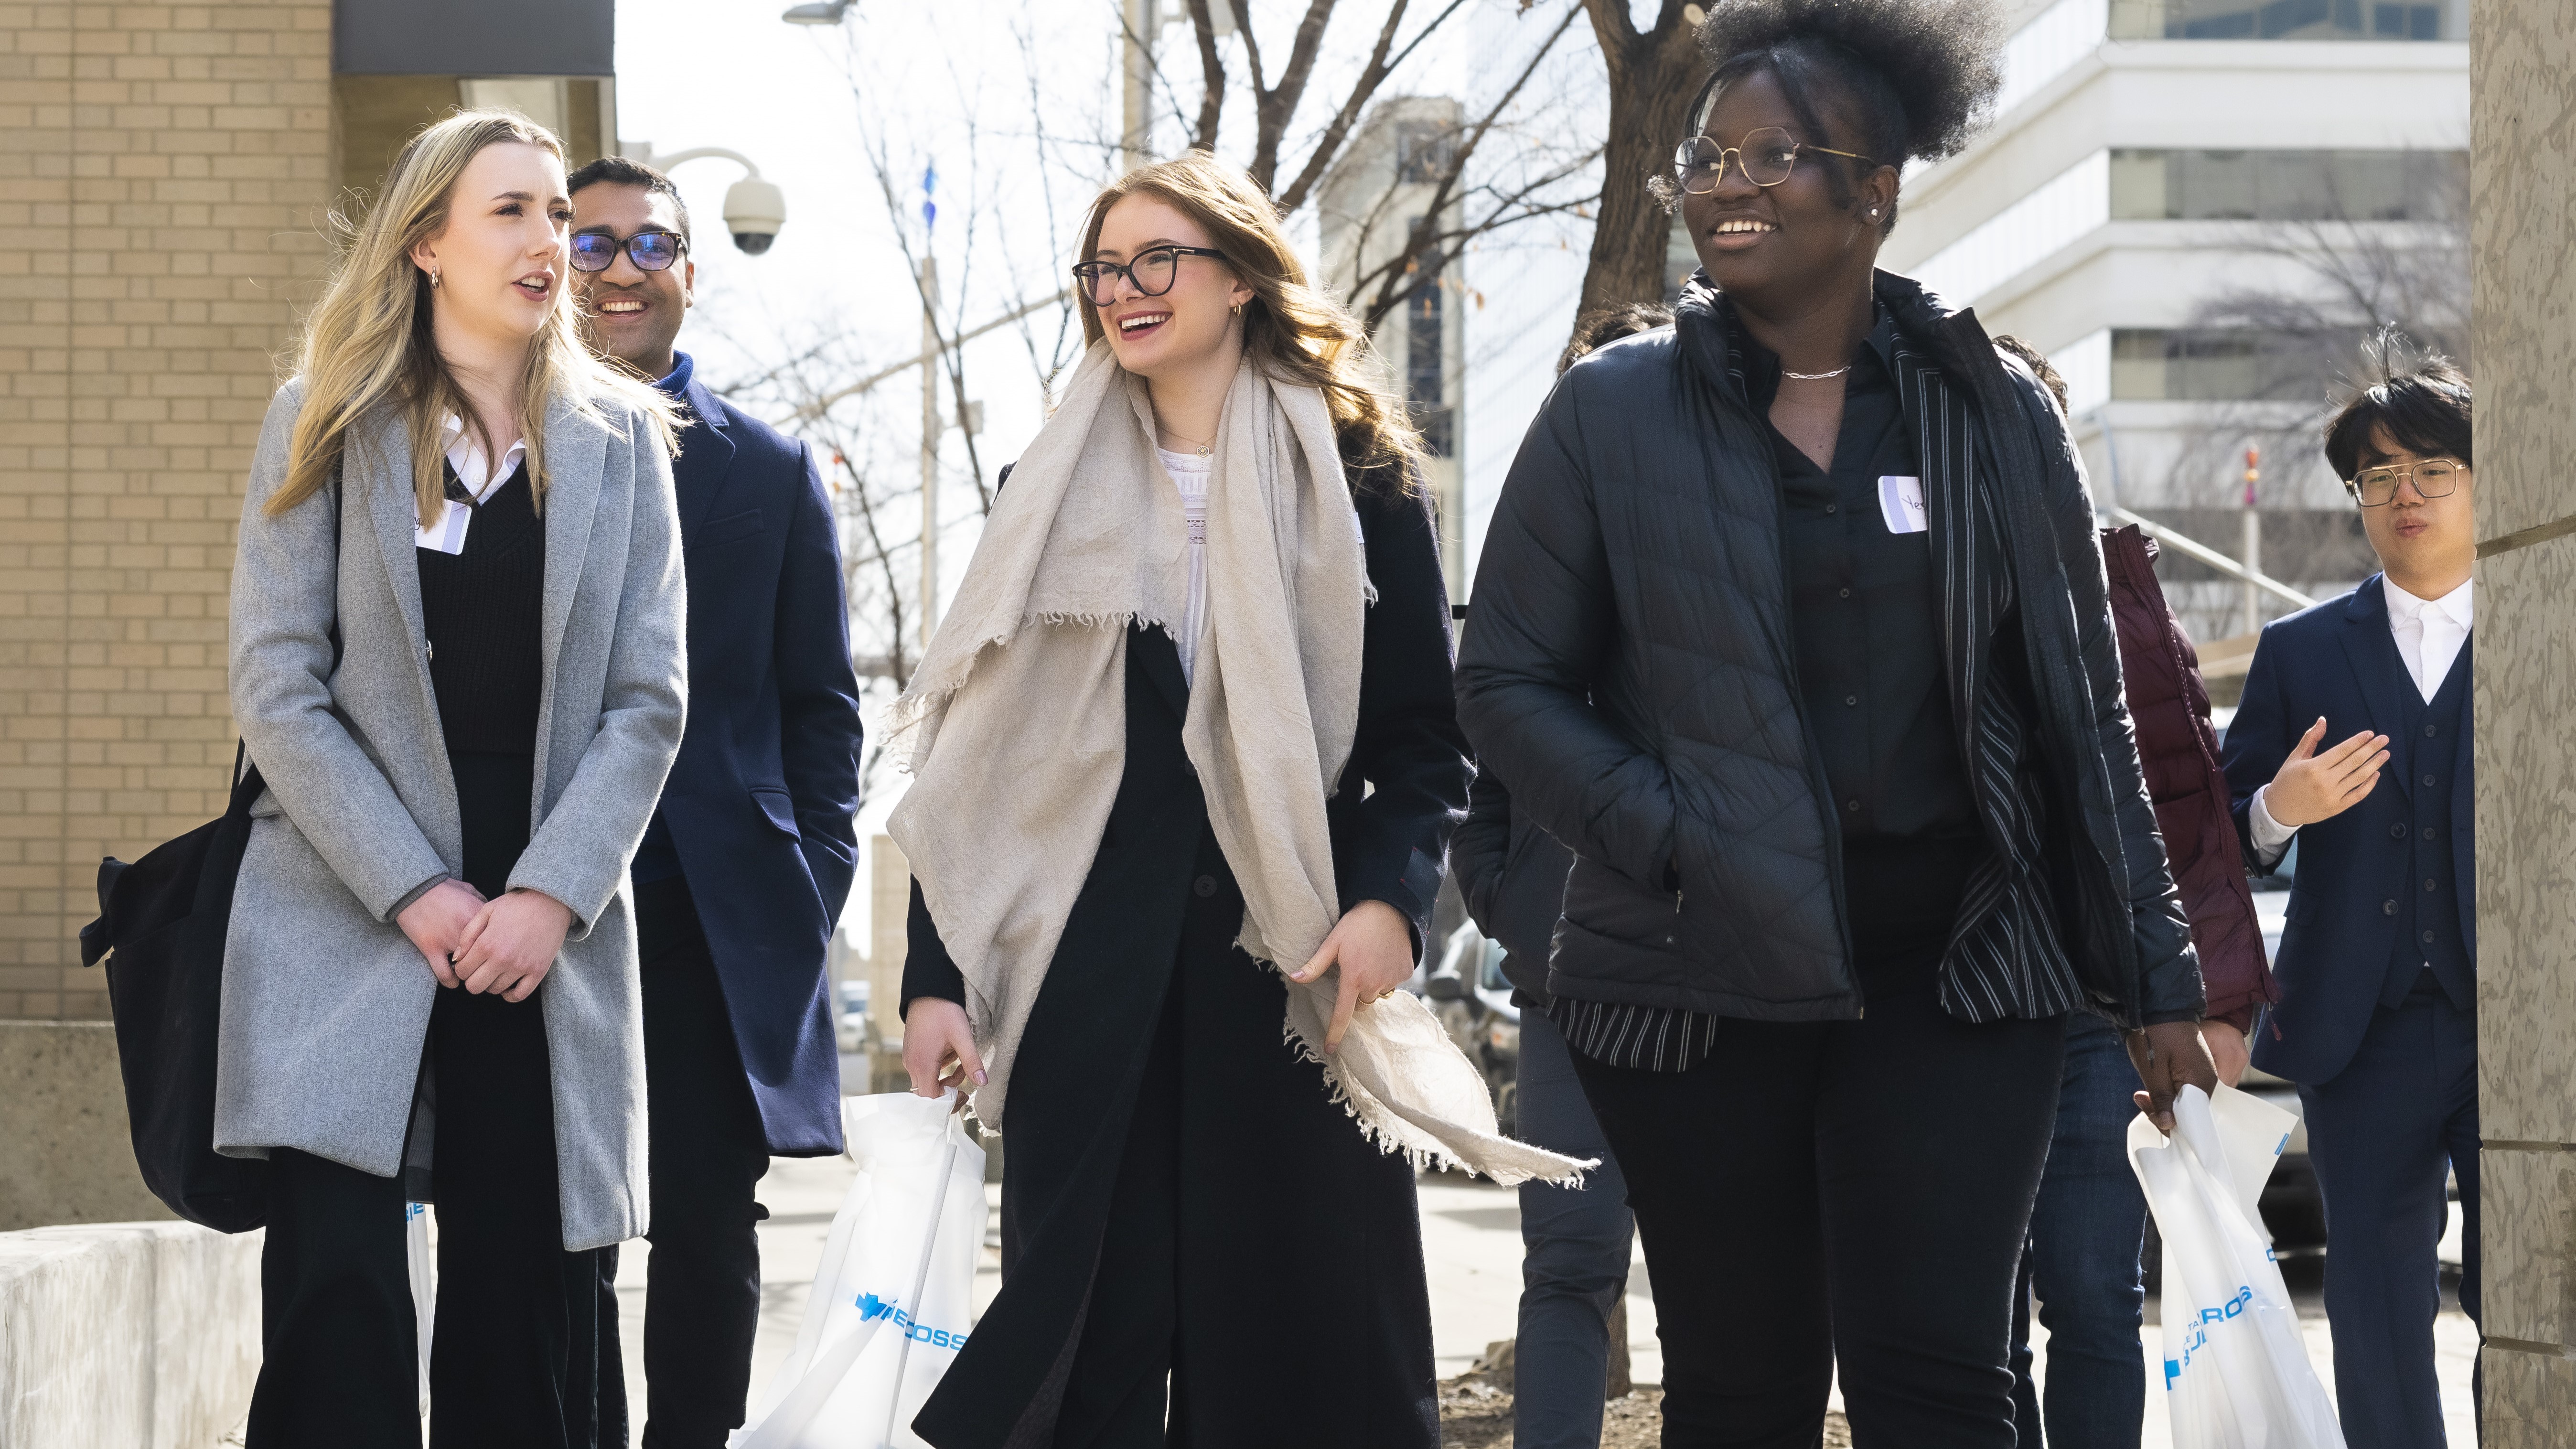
top-left (1456, 1), bottom-right (2222, 1443)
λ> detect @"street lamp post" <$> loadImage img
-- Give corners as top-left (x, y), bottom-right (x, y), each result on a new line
top-left (617, 143), bottom-right (787, 254)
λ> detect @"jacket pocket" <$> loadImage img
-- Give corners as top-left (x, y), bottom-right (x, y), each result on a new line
top-left (749, 787), bottom-right (800, 839)
top-left (697, 508), bottom-right (765, 546)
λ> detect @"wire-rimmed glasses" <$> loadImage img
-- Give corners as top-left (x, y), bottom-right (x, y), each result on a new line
top-left (2348, 458), bottom-right (2466, 506)
top-left (1672, 128), bottom-right (1877, 195)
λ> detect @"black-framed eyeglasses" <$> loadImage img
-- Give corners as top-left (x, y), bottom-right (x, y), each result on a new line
top-left (2348, 458), bottom-right (2466, 507)
top-left (1072, 245), bottom-right (1226, 306)
top-left (569, 229), bottom-right (688, 274)
top-left (1672, 128), bottom-right (1877, 194)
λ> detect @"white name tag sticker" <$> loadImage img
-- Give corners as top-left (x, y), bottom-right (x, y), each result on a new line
top-left (1878, 474), bottom-right (1928, 535)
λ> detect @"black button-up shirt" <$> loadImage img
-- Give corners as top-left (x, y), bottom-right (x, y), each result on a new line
top-left (1760, 316), bottom-right (1985, 970)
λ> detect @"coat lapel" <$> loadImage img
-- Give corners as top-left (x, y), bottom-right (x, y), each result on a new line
top-left (361, 414), bottom-right (432, 676)
top-left (675, 376), bottom-right (738, 528)
top-left (2338, 574), bottom-right (2405, 762)
top-left (534, 395), bottom-right (608, 794)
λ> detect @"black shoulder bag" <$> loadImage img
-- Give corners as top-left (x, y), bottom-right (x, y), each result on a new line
top-left (77, 741), bottom-right (273, 1232)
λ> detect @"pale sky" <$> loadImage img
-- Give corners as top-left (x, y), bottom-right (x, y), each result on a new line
top-left (612, 0), bottom-right (1607, 933)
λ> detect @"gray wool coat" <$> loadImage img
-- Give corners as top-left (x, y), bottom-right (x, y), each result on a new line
top-left (218, 377), bottom-right (687, 1252)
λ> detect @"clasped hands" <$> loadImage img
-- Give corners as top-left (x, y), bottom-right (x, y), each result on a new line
top-left (395, 878), bottom-right (573, 1003)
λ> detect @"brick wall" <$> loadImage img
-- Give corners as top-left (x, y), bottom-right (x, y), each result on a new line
top-left (0, 3), bottom-right (334, 1019)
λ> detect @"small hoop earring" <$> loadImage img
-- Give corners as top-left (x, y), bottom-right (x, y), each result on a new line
top-left (1231, 302), bottom-right (1243, 316)
top-left (429, 267), bottom-right (441, 289)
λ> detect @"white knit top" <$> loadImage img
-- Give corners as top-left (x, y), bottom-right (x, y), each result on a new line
top-left (1157, 447), bottom-right (1213, 685)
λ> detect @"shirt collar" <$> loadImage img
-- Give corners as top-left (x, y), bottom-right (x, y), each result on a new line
top-left (652, 351), bottom-right (695, 404)
top-left (2383, 574), bottom-right (2474, 632)
top-left (439, 412), bottom-right (527, 486)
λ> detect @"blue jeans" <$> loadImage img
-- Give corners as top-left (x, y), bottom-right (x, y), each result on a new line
top-left (2010, 1013), bottom-right (2147, 1449)
top-left (1514, 1007), bottom-right (1635, 1449)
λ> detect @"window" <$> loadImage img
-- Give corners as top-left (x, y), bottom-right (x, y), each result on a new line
top-left (1404, 223), bottom-right (1452, 457)
top-left (2111, 329), bottom-right (2345, 400)
top-left (2107, 0), bottom-right (2459, 38)
top-left (1395, 120), bottom-right (1455, 186)
top-left (2109, 150), bottom-right (2464, 221)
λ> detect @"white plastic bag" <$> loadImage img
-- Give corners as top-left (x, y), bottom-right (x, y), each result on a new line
top-left (405, 1202), bottom-right (435, 1417)
top-left (2127, 1084), bottom-right (2345, 1449)
top-left (733, 1091), bottom-right (990, 1449)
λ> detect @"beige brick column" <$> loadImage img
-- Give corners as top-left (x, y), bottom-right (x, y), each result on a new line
top-left (2472, 0), bottom-right (2576, 1436)
top-left (0, 3), bottom-right (333, 1020)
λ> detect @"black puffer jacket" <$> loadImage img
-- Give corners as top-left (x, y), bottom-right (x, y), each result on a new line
top-left (1454, 272), bottom-right (2202, 1029)
top-left (1450, 769), bottom-right (1575, 1002)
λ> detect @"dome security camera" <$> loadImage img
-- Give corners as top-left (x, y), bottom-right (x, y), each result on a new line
top-left (723, 176), bottom-right (787, 256)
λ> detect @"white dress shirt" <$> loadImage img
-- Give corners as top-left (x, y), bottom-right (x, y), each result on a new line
top-left (2249, 575), bottom-right (2473, 861)
top-left (413, 413), bottom-right (529, 555)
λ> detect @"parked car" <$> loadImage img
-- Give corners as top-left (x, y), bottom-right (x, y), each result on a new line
top-left (2237, 884), bottom-right (2325, 1251)
top-left (1423, 921), bottom-right (1520, 1135)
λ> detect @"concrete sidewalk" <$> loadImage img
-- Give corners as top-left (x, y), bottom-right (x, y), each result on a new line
top-left (638, 1155), bottom-right (2479, 1448)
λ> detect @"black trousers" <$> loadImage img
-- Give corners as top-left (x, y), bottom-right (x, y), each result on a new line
top-left (246, 986), bottom-right (618, 1449)
top-left (1026, 835), bottom-right (1439, 1449)
top-left (1570, 966), bottom-right (2066, 1449)
top-left (601, 879), bottom-right (774, 1449)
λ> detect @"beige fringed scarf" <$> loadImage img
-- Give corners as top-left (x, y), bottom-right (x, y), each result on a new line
top-left (884, 342), bottom-right (1587, 1188)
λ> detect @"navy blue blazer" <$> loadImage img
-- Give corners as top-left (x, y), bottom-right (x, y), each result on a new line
top-left (657, 370), bottom-right (865, 1155)
top-left (2222, 574), bottom-right (2472, 1086)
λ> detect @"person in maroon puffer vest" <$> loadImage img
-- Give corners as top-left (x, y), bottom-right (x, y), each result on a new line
top-left (1997, 336), bottom-right (2274, 1448)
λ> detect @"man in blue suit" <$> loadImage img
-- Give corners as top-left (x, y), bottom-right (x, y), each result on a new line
top-left (2222, 340), bottom-right (2477, 1448)
top-left (570, 158), bottom-right (865, 1447)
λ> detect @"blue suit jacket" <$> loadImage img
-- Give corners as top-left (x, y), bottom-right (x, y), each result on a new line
top-left (2222, 574), bottom-right (2473, 1086)
top-left (662, 373), bottom-right (864, 1155)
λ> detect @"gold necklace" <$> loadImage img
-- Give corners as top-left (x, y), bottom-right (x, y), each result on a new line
top-left (1163, 429), bottom-right (1214, 458)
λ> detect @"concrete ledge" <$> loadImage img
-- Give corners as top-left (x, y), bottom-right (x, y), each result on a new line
top-left (0, 1221), bottom-right (262, 1449)
top-left (0, 1022), bottom-right (174, 1232)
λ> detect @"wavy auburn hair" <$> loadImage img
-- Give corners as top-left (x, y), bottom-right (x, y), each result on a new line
top-left (1077, 150), bottom-right (1422, 490)
top-left (266, 110), bottom-right (676, 521)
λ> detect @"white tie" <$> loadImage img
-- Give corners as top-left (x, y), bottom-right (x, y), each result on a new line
top-left (2413, 608), bottom-right (2465, 701)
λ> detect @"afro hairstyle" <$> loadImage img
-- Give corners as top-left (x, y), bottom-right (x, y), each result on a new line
top-left (1686, 0), bottom-right (2005, 232)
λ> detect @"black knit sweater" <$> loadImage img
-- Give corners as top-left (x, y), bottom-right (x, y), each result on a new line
top-left (418, 462), bottom-right (545, 757)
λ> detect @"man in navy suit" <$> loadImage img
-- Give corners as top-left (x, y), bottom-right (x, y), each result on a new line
top-left (2222, 340), bottom-right (2477, 1447)
top-left (570, 158), bottom-right (865, 1447)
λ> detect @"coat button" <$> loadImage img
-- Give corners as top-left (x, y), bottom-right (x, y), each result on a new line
top-left (2390, 823), bottom-right (2407, 838)
top-left (2423, 724), bottom-right (2438, 738)
top-left (1825, 503), bottom-right (1838, 514)
top-left (1193, 875), bottom-right (1217, 898)
top-left (2425, 878), bottom-right (2437, 891)
top-left (2383, 899), bottom-right (2397, 916)
top-left (1845, 798), bottom-right (1861, 813)
top-left (2422, 773), bottom-right (2436, 788)
top-left (1838, 587), bottom-right (1853, 599)
top-left (2424, 826), bottom-right (2438, 840)
top-left (2422, 929), bottom-right (2436, 945)
top-left (1845, 694), bottom-right (1859, 707)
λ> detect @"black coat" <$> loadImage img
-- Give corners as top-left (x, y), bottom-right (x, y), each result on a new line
top-left (1449, 770), bottom-right (1573, 1003)
top-left (659, 371), bottom-right (866, 1155)
top-left (900, 459), bottom-right (1469, 1447)
top-left (1454, 272), bottom-right (2202, 1028)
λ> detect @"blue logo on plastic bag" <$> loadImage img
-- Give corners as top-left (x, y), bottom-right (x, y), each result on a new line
top-left (853, 1291), bottom-right (970, 1351)
top-left (2162, 1285), bottom-right (2254, 1387)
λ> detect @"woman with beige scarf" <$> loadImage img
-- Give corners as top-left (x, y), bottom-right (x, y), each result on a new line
top-left (887, 154), bottom-right (1577, 1448)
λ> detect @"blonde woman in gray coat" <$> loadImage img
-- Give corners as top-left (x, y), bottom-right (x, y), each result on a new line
top-left (223, 110), bottom-right (684, 1449)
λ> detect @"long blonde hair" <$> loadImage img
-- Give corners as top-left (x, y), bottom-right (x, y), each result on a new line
top-left (1078, 151), bottom-right (1422, 489)
top-left (268, 110), bottom-right (676, 521)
